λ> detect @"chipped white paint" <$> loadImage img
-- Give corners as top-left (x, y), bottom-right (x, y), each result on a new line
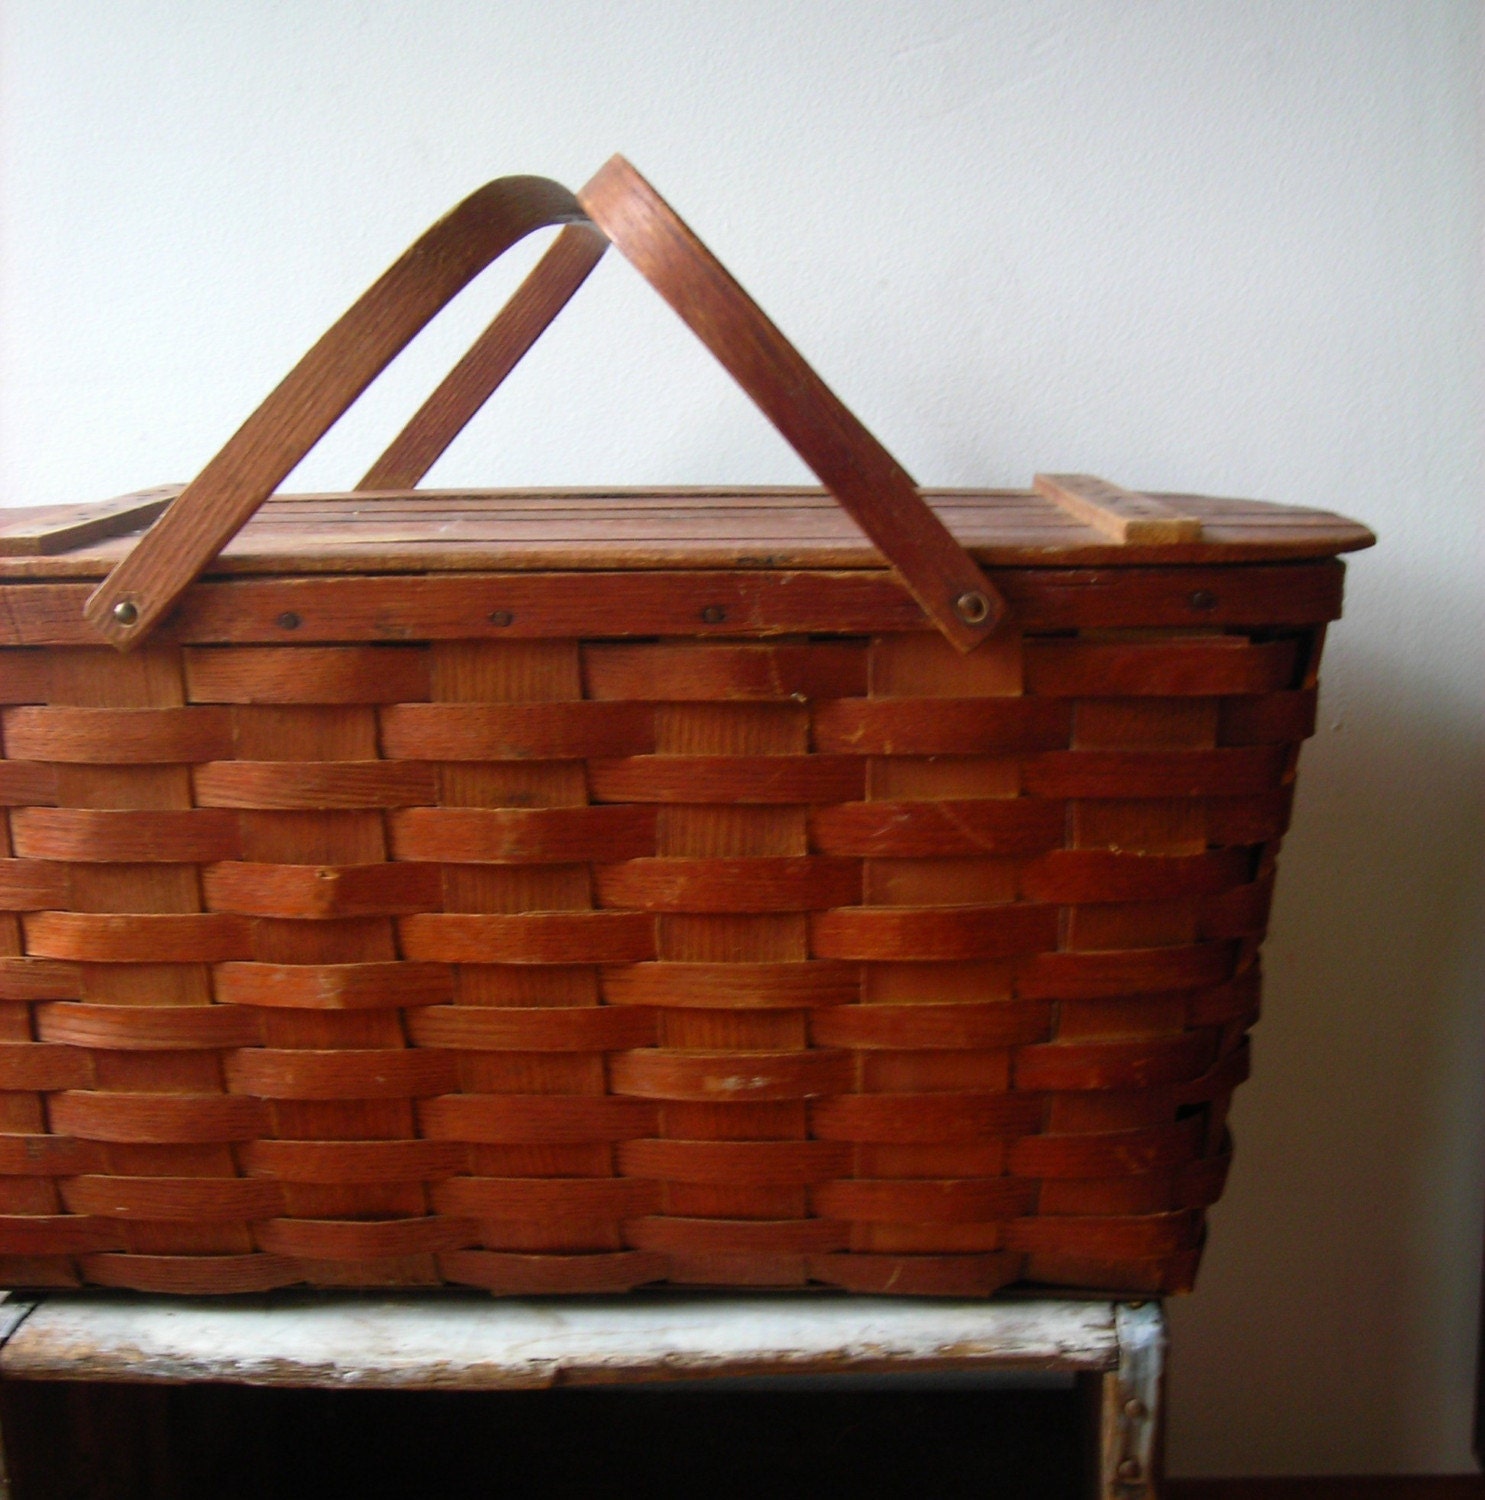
top-left (0, 1294), bottom-right (1119, 1391)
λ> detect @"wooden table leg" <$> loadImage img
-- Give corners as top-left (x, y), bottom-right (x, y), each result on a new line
top-left (1085, 1301), bottom-right (1166, 1499)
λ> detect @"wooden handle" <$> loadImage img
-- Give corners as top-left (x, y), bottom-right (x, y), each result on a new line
top-left (577, 157), bottom-right (1002, 649)
top-left (357, 223), bottom-right (606, 490)
top-left (88, 160), bottom-right (1005, 649)
top-left (87, 176), bottom-right (593, 645)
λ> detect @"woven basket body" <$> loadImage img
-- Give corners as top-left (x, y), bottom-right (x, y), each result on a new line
top-left (0, 161), bottom-right (1371, 1297)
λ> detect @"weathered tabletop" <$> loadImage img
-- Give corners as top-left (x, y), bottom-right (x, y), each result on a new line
top-left (0, 1293), bottom-right (1164, 1498)
top-left (0, 1292), bottom-right (1121, 1389)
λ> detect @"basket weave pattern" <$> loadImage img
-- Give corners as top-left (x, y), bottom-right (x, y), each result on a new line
top-left (0, 619), bottom-right (1317, 1297)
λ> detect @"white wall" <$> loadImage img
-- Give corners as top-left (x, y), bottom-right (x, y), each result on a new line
top-left (1, 0), bottom-right (1480, 1476)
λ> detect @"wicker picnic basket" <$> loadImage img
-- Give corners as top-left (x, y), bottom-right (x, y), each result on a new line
top-left (0, 159), bottom-right (1371, 1297)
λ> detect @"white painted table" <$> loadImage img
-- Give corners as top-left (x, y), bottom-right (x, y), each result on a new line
top-left (0, 1293), bottom-right (1164, 1498)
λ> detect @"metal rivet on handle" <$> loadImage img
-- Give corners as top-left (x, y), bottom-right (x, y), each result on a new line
top-left (112, 601), bottom-right (139, 626)
top-left (953, 591), bottom-right (990, 625)
top-left (1190, 589), bottom-right (1218, 611)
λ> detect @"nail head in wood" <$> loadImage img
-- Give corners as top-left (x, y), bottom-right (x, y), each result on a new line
top-left (954, 590), bottom-right (990, 625)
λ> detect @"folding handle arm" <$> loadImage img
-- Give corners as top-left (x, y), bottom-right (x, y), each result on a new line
top-left (87, 160), bottom-right (1005, 650)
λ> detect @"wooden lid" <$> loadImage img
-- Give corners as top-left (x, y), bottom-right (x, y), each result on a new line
top-left (0, 482), bottom-right (1374, 581)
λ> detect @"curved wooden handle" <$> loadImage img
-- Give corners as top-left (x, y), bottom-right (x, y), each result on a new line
top-left (86, 176), bottom-right (593, 645)
top-left (577, 158), bottom-right (1003, 649)
top-left (88, 160), bottom-right (1005, 650)
top-left (357, 223), bottom-right (606, 491)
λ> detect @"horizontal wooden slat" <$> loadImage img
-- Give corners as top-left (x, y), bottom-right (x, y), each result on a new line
top-left (193, 762), bottom-right (436, 809)
top-left (0, 564), bottom-right (1350, 648)
top-left (0, 1042), bottom-right (92, 1090)
top-left (24, 911), bottom-right (252, 963)
top-left (1205, 788), bottom-right (1294, 843)
top-left (437, 1249), bottom-right (666, 1294)
top-left (1, 707), bottom-right (233, 763)
top-left (202, 861), bottom-right (441, 918)
top-left (1032, 474), bottom-right (1203, 545)
top-left (60, 1176), bottom-right (286, 1222)
top-left (608, 1048), bottom-right (851, 1102)
top-left (615, 1139), bottom-right (851, 1185)
top-left (1199, 877), bottom-right (1275, 939)
top-left (1017, 942), bottom-right (1235, 998)
top-left (601, 961), bottom-right (859, 1008)
top-left (812, 699), bottom-right (1071, 755)
top-left (1173, 1041), bottom-right (1251, 1104)
top-left (379, 702), bottom-right (654, 760)
top-left (1004, 1209), bottom-right (1201, 1259)
top-left (223, 1048), bottom-right (459, 1100)
top-left (0, 860), bottom-right (69, 910)
top-left (36, 1001), bottom-right (262, 1050)
top-left (0, 652), bottom-right (52, 703)
top-left (0, 763), bottom-right (58, 807)
top-left (254, 1217), bottom-right (475, 1260)
top-left (810, 904), bottom-right (1058, 961)
top-left (1218, 690), bottom-right (1318, 744)
top-left (213, 960), bottom-right (453, 1010)
top-left (48, 1091), bottom-right (269, 1143)
top-left (589, 756), bottom-right (864, 804)
top-left (0, 1133), bottom-right (106, 1176)
top-left (399, 912), bottom-right (655, 964)
top-left (595, 857), bottom-right (860, 913)
top-left (417, 1095), bottom-right (658, 1143)
top-left (583, 642), bottom-right (867, 701)
top-left (406, 1005), bottom-right (657, 1051)
top-left (1007, 1119), bottom-right (1205, 1179)
top-left (184, 646), bottom-right (431, 703)
top-left (812, 1178), bottom-right (1036, 1224)
top-left (808, 1250), bottom-right (1023, 1298)
top-left (431, 1177), bottom-right (660, 1222)
top-left (0, 957), bottom-right (81, 1000)
top-left (79, 1252), bottom-right (299, 1295)
top-left (1024, 638), bottom-right (1297, 696)
top-left (1019, 848), bottom-right (1252, 903)
top-left (1186, 968), bottom-right (1262, 1027)
top-left (808, 800), bottom-right (1064, 857)
top-left (808, 1093), bottom-right (1045, 1143)
top-left (239, 1139), bottom-right (466, 1183)
top-left (810, 1001), bottom-right (1052, 1050)
top-left (11, 807), bottom-right (242, 862)
top-left (1021, 746), bottom-right (1288, 798)
top-left (625, 1216), bottom-right (846, 1254)
top-left (390, 805), bottom-right (656, 864)
top-left (0, 1217), bottom-right (124, 1255)
top-left (0, 489), bottom-right (174, 557)
top-left (1014, 1033), bottom-right (1215, 1090)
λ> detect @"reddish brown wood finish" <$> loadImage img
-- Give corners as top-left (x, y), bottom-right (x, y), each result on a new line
top-left (0, 157), bottom-right (1371, 1299)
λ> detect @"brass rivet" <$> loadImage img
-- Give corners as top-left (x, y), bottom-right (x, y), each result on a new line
top-left (953, 590), bottom-right (990, 625)
top-left (112, 600), bottom-right (139, 626)
top-left (276, 612), bottom-right (301, 630)
top-left (1190, 589), bottom-right (1218, 610)
top-left (488, 609), bottom-right (514, 626)
top-left (1116, 1459), bottom-right (1142, 1481)
top-left (700, 605), bottom-right (726, 624)
top-left (1123, 1398), bottom-right (1147, 1420)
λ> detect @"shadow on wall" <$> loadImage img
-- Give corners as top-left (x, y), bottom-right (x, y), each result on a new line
top-left (1167, 612), bottom-right (1485, 1475)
